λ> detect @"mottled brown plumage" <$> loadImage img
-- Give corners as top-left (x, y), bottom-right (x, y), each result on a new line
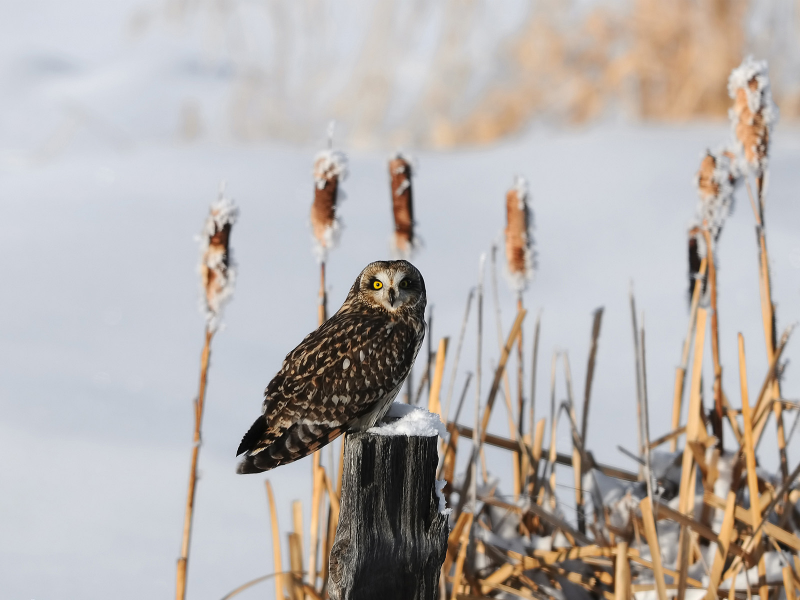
top-left (236, 260), bottom-right (427, 473)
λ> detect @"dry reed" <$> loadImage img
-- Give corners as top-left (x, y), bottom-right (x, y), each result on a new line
top-left (176, 189), bottom-right (238, 600)
top-left (311, 143), bottom-right (348, 325)
top-left (214, 55), bottom-right (800, 600)
top-left (728, 56), bottom-right (788, 480)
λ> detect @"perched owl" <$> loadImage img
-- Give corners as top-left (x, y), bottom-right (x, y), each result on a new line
top-left (236, 260), bottom-right (427, 474)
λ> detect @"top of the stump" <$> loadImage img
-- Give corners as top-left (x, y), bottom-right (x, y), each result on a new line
top-left (367, 403), bottom-right (446, 438)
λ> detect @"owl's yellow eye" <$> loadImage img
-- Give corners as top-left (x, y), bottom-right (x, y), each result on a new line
top-left (399, 279), bottom-right (409, 289)
top-left (372, 280), bottom-right (383, 290)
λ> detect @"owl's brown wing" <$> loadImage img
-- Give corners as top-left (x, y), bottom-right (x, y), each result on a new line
top-left (236, 310), bottom-right (423, 473)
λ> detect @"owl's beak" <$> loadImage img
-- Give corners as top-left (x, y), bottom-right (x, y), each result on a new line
top-left (388, 288), bottom-right (397, 306)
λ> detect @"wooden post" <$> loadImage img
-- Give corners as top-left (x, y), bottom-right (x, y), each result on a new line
top-left (328, 432), bottom-right (449, 600)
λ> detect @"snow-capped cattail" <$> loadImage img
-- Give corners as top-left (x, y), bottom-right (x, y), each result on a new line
top-left (388, 152), bottom-right (416, 257)
top-left (180, 184), bottom-right (238, 600)
top-left (504, 175), bottom-right (535, 294)
top-left (310, 148), bottom-right (348, 261)
top-left (694, 149), bottom-right (735, 240)
top-left (728, 56), bottom-right (779, 175)
top-left (199, 186), bottom-right (238, 332)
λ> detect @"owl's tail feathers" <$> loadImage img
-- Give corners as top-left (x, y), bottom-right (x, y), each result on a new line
top-left (235, 416), bottom-right (271, 474)
top-left (235, 417), bottom-right (347, 474)
top-left (236, 415), bottom-right (267, 457)
top-left (236, 453), bottom-right (266, 474)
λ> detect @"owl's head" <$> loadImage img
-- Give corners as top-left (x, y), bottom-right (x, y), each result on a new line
top-left (349, 260), bottom-right (426, 315)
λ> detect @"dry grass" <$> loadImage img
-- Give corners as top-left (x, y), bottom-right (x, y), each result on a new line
top-left (204, 57), bottom-right (800, 600)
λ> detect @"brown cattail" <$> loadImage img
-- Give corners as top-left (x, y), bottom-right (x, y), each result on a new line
top-left (504, 175), bottom-right (535, 293)
top-left (696, 153), bottom-right (720, 201)
top-left (728, 56), bottom-right (778, 174)
top-left (694, 149), bottom-right (735, 240)
top-left (199, 186), bottom-right (238, 331)
top-left (388, 152), bottom-right (416, 257)
top-left (310, 149), bottom-right (348, 260)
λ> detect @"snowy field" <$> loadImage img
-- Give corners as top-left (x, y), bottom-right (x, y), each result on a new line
top-left (2, 3), bottom-right (800, 600)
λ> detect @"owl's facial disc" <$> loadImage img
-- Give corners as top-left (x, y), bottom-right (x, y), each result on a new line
top-left (365, 269), bottom-right (420, 313)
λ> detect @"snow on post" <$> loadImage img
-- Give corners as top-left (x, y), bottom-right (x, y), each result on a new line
top-left (388, 152), bottom-right (417, 258)
top-left (329, 404), bottom-right (449, 600)
top-left (310, 148), bottom-right (348, 262)
top-left (198, 186), bottom-right (238, 332)
top-left (728, 56), bottom-right (779, 176)
top-left (504, 175), bottom-right (535, 294)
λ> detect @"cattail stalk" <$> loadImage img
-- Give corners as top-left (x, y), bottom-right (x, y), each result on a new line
top-left (527, 311), bottom-right (541, 494)
top-left (693, 149), bottom-right (737, 446)
top-left (729, 57), bottom-right (787, 480)
top-left (311, 144), bottom-right (348, 326)
top-left (175, 329), bottom-right (212, 600)
top-left (629, 289), bottom-right (644, 482)
top-left (176, 190), bottom-right (238, 600)
top-left (504, 176), bottom-right (535, 497)
top-left (470, 254), bottom-right (486, 515)
top-left (489, 246), bottom-right (520, 495)
top-left (670, 257), bottom-right (707, 452)
top-left (700, 227), bottom-right (724, 444)
top-left (389, 153), bottom-right (417, 400)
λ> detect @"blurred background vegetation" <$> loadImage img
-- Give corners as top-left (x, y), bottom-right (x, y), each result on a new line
top-left (129, 0), bottom-right (800, 149)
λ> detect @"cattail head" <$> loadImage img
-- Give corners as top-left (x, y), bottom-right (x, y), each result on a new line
top-left (388, 152), bottom-right (418, 258)
top-left (199, 186), bottom-right (238, 332)
top-left (310, 149), bottom-right (348, 261)
top-left (504, 175), bottom-right (536, 293)
top-left (694, 149), bottom-right (735, 239)
top-left (727, 56), bottom-right (779, 174)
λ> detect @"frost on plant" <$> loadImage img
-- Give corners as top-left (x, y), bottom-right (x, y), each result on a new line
top-left (728, 56), bottom-right (779, 174)
top-left (310, 149), bottom-right (348, 261)
top-left (198, 186), bottom-right (238, 332)
top-left (313, 149), bottom-right (349, 190)
top-left (504, 175), bottom-right (536, 293)
top-left (694, 149), bottom-right (736, 241)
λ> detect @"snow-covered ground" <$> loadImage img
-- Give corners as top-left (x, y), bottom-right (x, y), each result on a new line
top-left (2, 3), bottom-right (800, 600)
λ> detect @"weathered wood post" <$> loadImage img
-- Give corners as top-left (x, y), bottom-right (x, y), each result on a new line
top-left (329, 408), bottom-right (449, 600)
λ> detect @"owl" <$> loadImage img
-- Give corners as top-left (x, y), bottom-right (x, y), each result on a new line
top-left (236, 260), bottom-right (427, 474)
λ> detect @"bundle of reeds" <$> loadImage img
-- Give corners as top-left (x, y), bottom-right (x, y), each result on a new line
top-left (176, 188), bottom-right (238, 600)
